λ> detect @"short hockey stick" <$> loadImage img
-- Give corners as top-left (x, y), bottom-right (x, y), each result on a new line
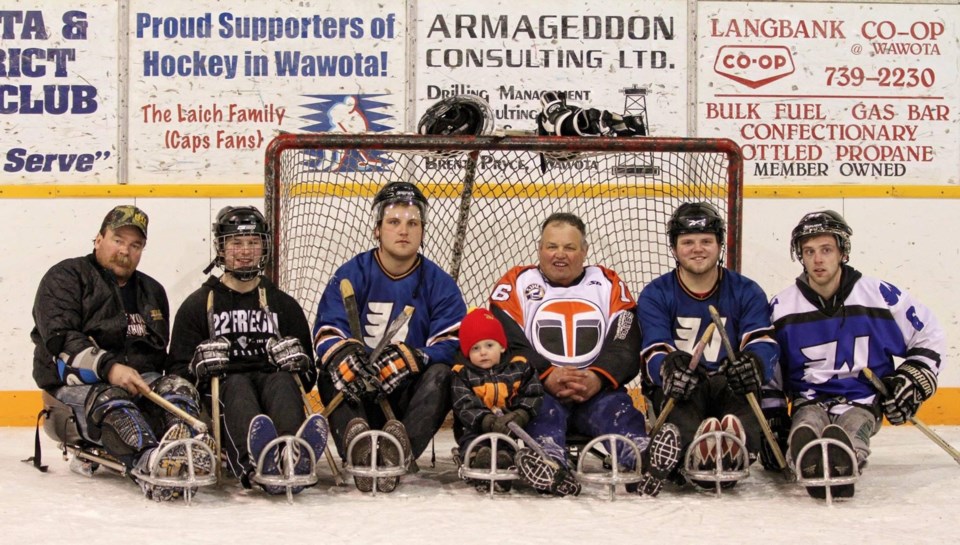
top-left (863, 368), bottom-right (960, 466)
top-left (207, 291), bottom-right (222, 481)
top-left (259, 287), bottom-right (344, 484)
top-left (492, 408), bottom-right (558, 470)
top-left (708, 305), bottom-right (792, 480)
top-left (141, 389), bottom-right (208, 434)
top-left (649, 322), bottom-right (716, 438)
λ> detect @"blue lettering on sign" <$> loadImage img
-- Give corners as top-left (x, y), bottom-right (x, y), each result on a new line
top-left (3, 148), bottom-right (110, 172)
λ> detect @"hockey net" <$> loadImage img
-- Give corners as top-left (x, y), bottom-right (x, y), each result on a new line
top-left (265, 133), bottom-right (742, 395)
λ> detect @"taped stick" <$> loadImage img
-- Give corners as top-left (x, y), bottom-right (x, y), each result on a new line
top-left (491, 408), bottom-right (558, 470)
top-left (143, 389), bottom-right (207, 434)
top-left (260, 287), bottom-right (344, 485)
top-left (207, 291), bottom-right (222, 481)
top-left (649, 323), bottom-right (716, 439)
top-left (863, 368), bottom-right (960, 466)
top-left (708, 305), bottom-right (792, 480)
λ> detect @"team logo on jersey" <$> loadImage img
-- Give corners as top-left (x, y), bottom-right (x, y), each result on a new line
top-left (524, 283), bottom-right (545, 301)
top-left (530, 298), bottom-right (605, 366)
top-left (299, 94), bottom-right (395, 172)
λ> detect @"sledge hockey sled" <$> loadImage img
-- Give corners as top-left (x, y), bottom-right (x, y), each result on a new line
top-left (343, 429), bottom-right (410, 496)
top-left (453, 432), bottom-right (519, 495)
top-left (793, 433), bottom-right (859, 506)
top-left (35, 391), bottom-right (216, 504)
top-left (572, 433), bottom-right (644, 499)
top-left (681, 425), bottom-right (750, 496)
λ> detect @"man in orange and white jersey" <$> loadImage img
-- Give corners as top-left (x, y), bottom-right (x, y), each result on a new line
top-left (488, 212), bottom-right (647, 495)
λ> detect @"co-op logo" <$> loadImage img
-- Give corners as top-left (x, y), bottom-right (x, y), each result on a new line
top-left (714, 46), bottom-right (794, 89)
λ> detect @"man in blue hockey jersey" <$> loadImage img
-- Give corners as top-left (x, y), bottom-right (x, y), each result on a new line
top-left (637, 202), bottom-right (779, 492)
top-left (771, 210), bottom-right (945, 499)
top-left (314, 182), bottom-right (466, 493)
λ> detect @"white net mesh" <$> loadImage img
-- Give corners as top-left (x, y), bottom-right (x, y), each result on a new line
top-left (265, 134), bottom-right (742, 325)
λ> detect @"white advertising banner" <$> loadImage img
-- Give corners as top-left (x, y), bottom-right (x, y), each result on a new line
top-left (128, 0), bottom-right (407, 183)
top-left (0, 3), bottom-right (118, 183)
top-left (417, 0), bottom-right (689, 137)
top-left (698, 2), bottom-right (959, 184)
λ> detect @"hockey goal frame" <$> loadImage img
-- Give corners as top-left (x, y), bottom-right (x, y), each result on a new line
top-left (264, 133), bottom-right (743, 314)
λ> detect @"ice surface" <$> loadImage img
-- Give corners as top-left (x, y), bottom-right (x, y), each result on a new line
top-left (2, 426), bottom-right (958, 544)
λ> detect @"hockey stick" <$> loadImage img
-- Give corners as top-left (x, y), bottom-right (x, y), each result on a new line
top-left (340, 279), bottom-right (410, 423)
top-left (207, 291), bottom-right (222, 481)
top-left (649, 322), bottom-right (716, 439)
top-left (448, 150), bottom-right (479, 284)
top-left (862, 368), bottom-right (960, 466)
top-left (258, 287), bottom-right (344, 484)
top-left (492, 408), bottom-right (558, 470)
top-left (142, 389), bottom-right (208, 434)
top-left (707, 305), bottom-right (792, 479)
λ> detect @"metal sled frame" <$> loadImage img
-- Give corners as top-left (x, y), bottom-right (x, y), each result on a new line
top-left (794, 437), bottom-right (859, 506)
top-left (682, 429), bottom-right (750, 496)
top-left (574, 433), bottom-right (644, 500)
top-left (458, 432), bottom-right (520, 495)
top-left (131, 437), bottom-right (218, 504)
top-left (344, 429), bottom-right (409, 496)
top-left (251, 434), bottom-right (319, 503)
top-left (40, 391), bottom-right (215, 505)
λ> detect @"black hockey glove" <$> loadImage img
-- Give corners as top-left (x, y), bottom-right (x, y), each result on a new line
top-left (881, 360), bottom-right (937, 425)
top-left (370, 342), bottom-right (423, 394)
top-left (493, 409), bottom-right (531, 435)
top-left (601, 111), bottom-right (646, 137)
top-left (189, 337), bottom-right (230, 381)
top-left (322, 338), bottom-right (369, 402)
top-left (759, 406), bottom-right (790, 471)
top-left (660, 351), bottom-right (699, 401)
top-left (536, 91), bottom-right (603, 136)
top-left (722, 351), bottom-right (764, 396)
top-left (266, 336), bottom-right (314, 374)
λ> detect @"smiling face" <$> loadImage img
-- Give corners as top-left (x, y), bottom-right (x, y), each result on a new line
top-left (800, 233), bottom-right (844, 298)
top-left (375, 203), bottom-right (423, 266)
top-left (221, 234), bottom-right (266, 278)
top-left (538, 221), bottom-right (587, 286)
top-left (673, 232), bottom-right (721, 277)
top-left (94, 225), bottom-right (145, 285)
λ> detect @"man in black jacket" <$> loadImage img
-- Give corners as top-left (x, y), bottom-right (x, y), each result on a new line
top-left (168, 206), bottom-right (325, 495)
top-left (31, 205), bottom-right (213, 501)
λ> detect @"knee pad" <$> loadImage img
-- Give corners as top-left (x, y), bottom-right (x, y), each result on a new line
top-left (151, 375), bottom-right (202, 420)
top-left (84, 384), bottom-right (157, 459)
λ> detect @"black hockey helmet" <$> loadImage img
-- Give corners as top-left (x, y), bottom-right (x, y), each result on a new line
top-left (790, 209), bottom-right (852, 262)
top-left (668, 202), bottom-right (726, 248)
top-left (212, 205), bottom-right (271, 281)
top-left (372, 182), bottom-right (429, 227)
top-left (418, 95), bottom-right (494, 137)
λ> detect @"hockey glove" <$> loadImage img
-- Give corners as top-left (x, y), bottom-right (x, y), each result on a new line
top-left (493, 409), bottom-right (531, 435)
top-left (266, 336), bottom-right (314, 374)
top-left (189, 337), bottom-right (230, 381)
top-left (881, 360), bottom-right (937, 425)
top-left (322, 338), bottom-right (369, 402)
top-left (660, 351), bottom-right (700, 401)
top-left (759, 406), bottom-right (790, 471)
top-left (722, 351), bottom-right (764, 396)
top-left (601, 111), bottom-right (646, 137)
top-left (480, 414), bottom-right (497, 433)
top-left (371, 342), bottom-right (423, 394)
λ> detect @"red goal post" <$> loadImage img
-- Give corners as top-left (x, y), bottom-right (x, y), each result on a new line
top-left (264, 133), bottom-right (743, 325)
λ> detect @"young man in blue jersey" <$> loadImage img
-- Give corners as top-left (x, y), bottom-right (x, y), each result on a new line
top-left (771, 210), bottom-right (945, 499)
top-left (313, 182), bottom-right (467, 493)
top-left (637, 202), bottom-right (779, 491)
